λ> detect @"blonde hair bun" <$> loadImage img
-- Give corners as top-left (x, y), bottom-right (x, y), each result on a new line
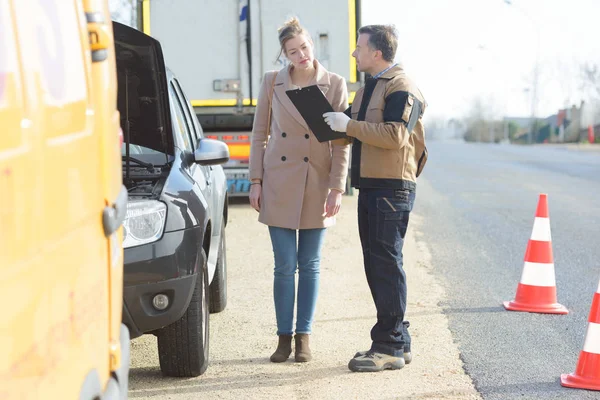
top-left (278, 16), bottom-right (301, 34)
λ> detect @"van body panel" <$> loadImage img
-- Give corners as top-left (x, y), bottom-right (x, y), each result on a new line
top-left (0, 0), bottom-right (129, 398)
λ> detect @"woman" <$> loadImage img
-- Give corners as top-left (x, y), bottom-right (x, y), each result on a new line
top-left (248, 17), bottom-right (350, 363)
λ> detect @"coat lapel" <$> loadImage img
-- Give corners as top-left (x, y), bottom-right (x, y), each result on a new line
top-left (274, 66), bottom-right (309, 129)
top-left (273, 61), bottom-right (331, 130)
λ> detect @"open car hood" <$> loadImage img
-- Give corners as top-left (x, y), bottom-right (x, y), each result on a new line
top-left (113, 21), bottom-right (173, 156)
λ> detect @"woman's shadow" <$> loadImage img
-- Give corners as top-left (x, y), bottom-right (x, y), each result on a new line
top-left (128, 357), bottom-right (349, 398)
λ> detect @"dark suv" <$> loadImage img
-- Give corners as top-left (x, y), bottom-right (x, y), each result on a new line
top-left (113, 22), bottom-right (229, 377)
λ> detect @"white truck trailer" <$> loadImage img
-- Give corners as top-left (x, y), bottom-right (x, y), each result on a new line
top-left (139, 0), bottom-right (362, 196)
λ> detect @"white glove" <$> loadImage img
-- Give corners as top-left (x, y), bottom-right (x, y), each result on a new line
top-left (323, 112), bottom-right (350, 132)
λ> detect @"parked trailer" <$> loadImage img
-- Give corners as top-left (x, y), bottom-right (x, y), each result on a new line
top-left (140, 0), bottom-right (361, 196)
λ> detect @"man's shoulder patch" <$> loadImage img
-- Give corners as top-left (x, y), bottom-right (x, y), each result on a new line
top-left (384, 91), bottom-right (423, 133)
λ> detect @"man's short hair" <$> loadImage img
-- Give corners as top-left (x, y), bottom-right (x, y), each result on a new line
top-left (358, 25), bottom-right (398, 63)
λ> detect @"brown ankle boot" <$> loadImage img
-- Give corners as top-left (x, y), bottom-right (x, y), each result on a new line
top-left (294, 333), bottom-right (312, 362)
top-left (270, 335), bottom-right (292, 363)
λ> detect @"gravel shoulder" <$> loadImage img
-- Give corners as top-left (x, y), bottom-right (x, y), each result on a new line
top-left (127, 193), bottom-right (481, 400)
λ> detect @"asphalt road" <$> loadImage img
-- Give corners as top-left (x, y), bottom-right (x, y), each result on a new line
top-left (415, 141), bottom-right (600, 399)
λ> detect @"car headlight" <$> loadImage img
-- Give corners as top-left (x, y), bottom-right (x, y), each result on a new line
top-left (123, 200), bottom-right (167, 249)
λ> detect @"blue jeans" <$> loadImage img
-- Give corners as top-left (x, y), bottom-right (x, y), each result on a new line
top-left (358, 187), bottom-right (415, 357)
top-left (268, 226), bottom-right (326, 336)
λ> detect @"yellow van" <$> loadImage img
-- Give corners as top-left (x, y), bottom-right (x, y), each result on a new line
top-left (0, 0), bottom-right (129, 398)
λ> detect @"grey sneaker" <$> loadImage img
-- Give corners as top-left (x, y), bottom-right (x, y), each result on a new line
top-left (348, 351), bottom-right (405, 372)
top-left (354, 350), bottom-right (412, 364)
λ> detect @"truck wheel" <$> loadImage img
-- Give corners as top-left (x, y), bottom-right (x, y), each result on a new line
top-left (209, 223), bottom-right (227, 313)
top-left (157, 249), bottom-right (210, 377)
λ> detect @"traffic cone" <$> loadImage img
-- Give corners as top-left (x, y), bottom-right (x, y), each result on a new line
top-left (503, 194), bottom-right (568, 314)
top-left (561, 277), bottom-right (600, 391)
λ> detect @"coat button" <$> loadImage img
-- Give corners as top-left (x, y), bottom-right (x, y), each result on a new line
top-left (281, 156), bottom-right (286, 161)
top-left (282, 132), bottom-right (287, 137)
top-left (304, 134), bottom-right (309, 139)
top-left (304, 157), bottom-right (309, 162)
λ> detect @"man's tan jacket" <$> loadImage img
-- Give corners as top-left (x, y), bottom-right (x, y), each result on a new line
top-left (346, 64), bottom-right (427, 190)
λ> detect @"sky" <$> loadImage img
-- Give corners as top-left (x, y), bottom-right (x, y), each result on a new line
top-left (362, 0), bottom-right (600, 121)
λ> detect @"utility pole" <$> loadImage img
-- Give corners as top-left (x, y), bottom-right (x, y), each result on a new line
top-left (529, 62), bottom-right (539, 144)
top-left (504, 0), bottom-right (540, 144)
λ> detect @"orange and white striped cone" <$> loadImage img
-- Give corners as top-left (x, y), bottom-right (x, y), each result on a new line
top-left (561, 277), bottom-right (600, 391)
top-left (503, 194), bottom-right (568, 314)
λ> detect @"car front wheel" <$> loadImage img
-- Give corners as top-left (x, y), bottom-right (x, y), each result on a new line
top-left (157, 249), bottom-right (210, 377)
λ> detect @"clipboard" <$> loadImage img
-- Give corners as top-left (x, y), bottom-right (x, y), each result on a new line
top-left (285, 85), bottom-right (347, 142)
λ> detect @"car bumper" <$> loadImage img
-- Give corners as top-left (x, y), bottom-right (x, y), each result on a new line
top-left (122, 227), bottom-right (204, 338)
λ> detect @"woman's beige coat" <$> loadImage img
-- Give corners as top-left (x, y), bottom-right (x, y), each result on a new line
top-left (249, 61), bottom-right (350, 230)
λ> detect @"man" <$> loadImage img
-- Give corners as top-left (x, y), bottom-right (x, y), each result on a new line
top-left (323, 25), bottom-right (427, 373)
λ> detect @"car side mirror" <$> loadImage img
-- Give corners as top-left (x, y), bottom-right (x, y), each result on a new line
top-left (194, 138), bottom-right (230, 166)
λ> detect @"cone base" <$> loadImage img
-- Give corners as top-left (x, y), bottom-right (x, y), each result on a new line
top-left (503, 300), bottom-right (568, 314)
top-left (561, 373), bottom-right (600, 391)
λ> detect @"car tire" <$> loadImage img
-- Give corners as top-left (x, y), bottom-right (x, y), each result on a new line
top-left (157, 249), bottom-right (210, 377)
top-left (209, 223), bottom-right (227, 313)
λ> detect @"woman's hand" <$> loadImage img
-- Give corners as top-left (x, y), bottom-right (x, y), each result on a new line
top-left (249, 183), bottom-right (262, 212)
top-left (324, 189), bottom-right (343, 218)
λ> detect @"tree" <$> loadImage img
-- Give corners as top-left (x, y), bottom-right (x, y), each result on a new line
top-left (581, 63), bottom-right (600, 98)
top-left (580, 62), bottom-right (600, 124)
top-left (462, 97), bottom-right (501, 143)
top-left (508, 121), bottom-right (519, 141)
